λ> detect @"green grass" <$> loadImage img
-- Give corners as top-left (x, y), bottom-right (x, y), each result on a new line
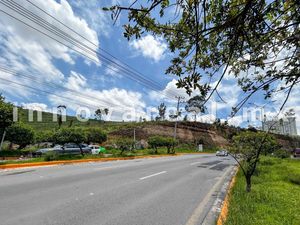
top-left (225, 157), bottom-right (300, 225)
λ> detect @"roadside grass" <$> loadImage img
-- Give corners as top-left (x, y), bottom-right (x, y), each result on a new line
top-left (224, 157), bottom-right (300, 225)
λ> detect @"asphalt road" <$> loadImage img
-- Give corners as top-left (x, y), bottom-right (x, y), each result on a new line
top-left (0, 154), bottom-right (236, 225)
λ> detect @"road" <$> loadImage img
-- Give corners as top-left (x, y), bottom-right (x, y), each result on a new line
top-left (0, 154), bottom-right (236, 225)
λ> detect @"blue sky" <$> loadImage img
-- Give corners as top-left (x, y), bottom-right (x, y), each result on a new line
top-left (0, 0), bottom-right (299, 132)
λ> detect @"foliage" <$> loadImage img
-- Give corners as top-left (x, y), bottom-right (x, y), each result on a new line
top-left (156, 103), bottom-right (166, 121)
top-left (52, 128), bottom-right (86, 155)
top-left (114, 138), bottom-right (134, 155)
top-left (105, 1), bottom-right (300, 112)
top-left (148, 136), bottom-right (178, 154)
top-left (85, 128), bottom-right (107, 144)
top-left (231, 131), bottom-right (279, 192)
top-left (35, 131), bottom-right (55, 143)
top-left (225, 157), bottom-right (300, 225)
top-left (273, 149), bottom-right (290, 159)
top-left (95, 108), bottom-right (109, 121)
top-left (5, 123), bottom-right (35, 149)
top-left (0, 94), bottom-right (14, 131)
top-left (185, 95), bottom-right (207, 120)
top-left (43, 151), bottom-right (60, 161)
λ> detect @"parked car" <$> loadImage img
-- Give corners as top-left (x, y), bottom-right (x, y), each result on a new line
top-left (35, 143), bottom-right (92, 156)
top-left (293, 148), bottom-right (300, 158)
top-left (89, 145), bottom-right (107, 155)
top-left (216, 150), bottom-right (229, 157)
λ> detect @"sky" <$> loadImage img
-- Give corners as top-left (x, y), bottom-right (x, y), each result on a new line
top-left (0, 0), bottom-right (299, 133)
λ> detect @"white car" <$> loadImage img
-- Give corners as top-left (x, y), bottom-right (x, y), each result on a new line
top-left (89, 145), bottom-right (100, 155)
top-left (216, 150), bottom-right (229, 157)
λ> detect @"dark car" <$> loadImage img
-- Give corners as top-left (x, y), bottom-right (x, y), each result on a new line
top-left (35, 143), bottom-right (91, 156)
top-left (294, 148), bottom-right (300, 158)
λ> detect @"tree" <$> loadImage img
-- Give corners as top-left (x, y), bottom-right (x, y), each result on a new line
top-left (104, 1), bottom-right (300, 112)
top-left (53, 128), bottom-right (86, 156)
top-left (148, 136), bottom-right (178, 154)
top-left (57, 105), bottom-right (66, 129)
top-left (157, 103), bottom-right (166, 121)
top-left (185, 95), bottom-right (207, 121)
top-left (95, 109), bottom-right (102, 121)
top-left (230, 131), bottom-right (278, 192)
top-left (5, 123), bottom-right (35, 149)
top-left (95, 108), bottom-right (109, 121)
top-left (85, 128), bottom-right (107, 144)
top-left (0, 94), bottom-right (14, 131)
top-left (115, 138), bottom-right (134, 155)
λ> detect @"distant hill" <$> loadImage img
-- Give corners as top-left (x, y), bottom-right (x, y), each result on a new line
top-left (18, 108), bottom-right (300, 151)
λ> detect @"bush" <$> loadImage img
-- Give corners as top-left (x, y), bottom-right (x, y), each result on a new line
top-left (43, 151), bottom-right (60, 161)
top-left (0, 150), bottom-right (22, 157)
top-left (5, 123), bottom-right (35, 149)
top-left (85, 128), bottom-right (107, 144)
top-left (273, 149), bottom-right (290, 159)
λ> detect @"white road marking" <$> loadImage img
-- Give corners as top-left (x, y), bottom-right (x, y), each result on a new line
top-left (89, 193), bottom-right (94, 196)
top-left (190, 162), bottom-right (202, 165)
top-left (139, 171), bottom-right (167, 180)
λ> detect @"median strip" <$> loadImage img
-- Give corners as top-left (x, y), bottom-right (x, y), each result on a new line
top-left (139, 171), bottom-right (167, 180)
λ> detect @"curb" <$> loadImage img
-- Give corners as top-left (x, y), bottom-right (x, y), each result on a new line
top-left (0, 152), bottom-right (213, 170)
top-left (216, 168), bottom-right (238, 225)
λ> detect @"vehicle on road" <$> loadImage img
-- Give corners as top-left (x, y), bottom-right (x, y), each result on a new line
top-left (216, 150), bottom-right (229, 157)
top-left (35, 143), bottom-right (92, 156)
top-left (293, 148), bottom-right (300, 158)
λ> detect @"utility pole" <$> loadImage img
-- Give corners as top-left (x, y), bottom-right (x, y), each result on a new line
top-left (133, 128), bottom-right (136, 149)
top-left (174, 96), bottom-right (185, 140)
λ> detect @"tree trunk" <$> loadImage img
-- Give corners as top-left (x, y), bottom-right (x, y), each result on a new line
top-left (246, 175), bottom-right (252, 192)
top-left (78, 144), bottom-right (84, 156)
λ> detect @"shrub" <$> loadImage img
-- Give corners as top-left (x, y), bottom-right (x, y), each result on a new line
top-left (43, 151), bottom-right (60, 161)
top-left (0, 150), bottom-right (22, 157)
top-left (273, 149), bottom-right (290, 159)
top-left (5, 123), bottom-right (35, 149)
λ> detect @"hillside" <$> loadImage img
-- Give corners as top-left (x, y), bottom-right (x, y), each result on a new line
top-left (17, 109), bottom-right (300, 151)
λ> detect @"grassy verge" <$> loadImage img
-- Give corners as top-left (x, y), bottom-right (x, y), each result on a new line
top-left (224, 157), bottom-right (300, 225)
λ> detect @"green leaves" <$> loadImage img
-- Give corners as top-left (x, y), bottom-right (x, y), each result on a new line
top-left (105, 0), bottom-right (300, 110)
top-left (0, 94), bottom-right (14, 129)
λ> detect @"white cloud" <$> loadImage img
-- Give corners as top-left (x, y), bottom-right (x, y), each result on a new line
top-left (48, 71), bottom-right (147, 121)
top-left (130, 35), bottom-right (167, 62)
top-left (0, 0), bottom-right (99, 97)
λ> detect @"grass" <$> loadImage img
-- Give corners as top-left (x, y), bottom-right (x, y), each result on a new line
top-left (224, 157), bottom-right (300, 225)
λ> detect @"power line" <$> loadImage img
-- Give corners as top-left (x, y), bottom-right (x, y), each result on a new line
top-left (0, 0), bottom-right (178, 99)
top-left (0, 72), bottom-right (134, 113)
top-left (0, 65), bottom-right (141, 111)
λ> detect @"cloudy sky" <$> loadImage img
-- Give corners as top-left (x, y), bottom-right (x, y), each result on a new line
top-left (0, 0), bottom-right (299, 132)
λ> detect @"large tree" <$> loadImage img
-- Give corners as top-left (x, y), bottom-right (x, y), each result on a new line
top-left (104, 0), bottom-right (300, 112)
top-left (0, 94), bottom-right (14, 130)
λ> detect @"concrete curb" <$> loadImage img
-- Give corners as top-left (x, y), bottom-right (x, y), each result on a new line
top-left (0, 152), bottom-right (212, 170)
top-left (216, 167), bottom-right (238, 225)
